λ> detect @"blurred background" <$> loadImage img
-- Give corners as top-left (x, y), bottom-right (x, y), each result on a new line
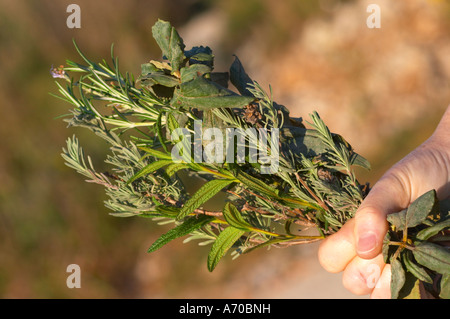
top-left (0, 0), bottom-right (449, 298)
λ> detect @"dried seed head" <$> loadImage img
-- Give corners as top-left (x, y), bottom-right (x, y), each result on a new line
top-left (242, 103), bottom-right (263, 125)
top-left (317, 167), bottom-right (335, 183)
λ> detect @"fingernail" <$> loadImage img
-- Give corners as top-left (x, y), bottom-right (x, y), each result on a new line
top-left (357, 231), bottom-right (377, 254)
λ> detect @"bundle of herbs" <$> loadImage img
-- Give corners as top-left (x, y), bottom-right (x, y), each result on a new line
top-left (51, 20), bottom-right (449, 299)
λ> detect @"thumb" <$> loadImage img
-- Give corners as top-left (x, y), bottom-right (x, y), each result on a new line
top-left (354, 174), bottom-right (409, 259)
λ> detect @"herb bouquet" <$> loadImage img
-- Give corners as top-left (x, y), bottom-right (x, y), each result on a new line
top-left (52, 20), bottom-right (449, 299)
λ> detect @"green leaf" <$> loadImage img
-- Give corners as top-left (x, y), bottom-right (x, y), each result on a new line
top-left (156, 205), bottom-right (180, 218)
top-left (148, 215), bottom-right (214, 253)
top-left (139, 146), bottom-right (173, 160)
top-left (151, 20), bottom-right (185, 72)
top-left (223, 202), bottom-right (252, 231)
top-left (412, 242), bottom-right (450, 275)
top-left (350, 152), bottom-right (371, 170)
top-left (165, 162), bottom-right (189, 177)
top-left (180, 64), bottom-right (212, 83)
top-left (229, 55), bottom-right (254, 97)
top-left (279, 126), bottom-right (328, 158)
top-left (171, 76), bottom-right (255, 110)
top-left (141, 62), bottom-right (160, 75)
top-left (399, 273), bottom-right (422, 299)
top-left (140, 72), bottom-right (180, 87)
top-left (387, 209), bottom-right (407, 231)
top-left (126, 159), bottom-right (172, 184)
top-left (402, 250), bottom-right (433, 284)
top-left (405, 190), bottom-right (438, 229)
top-left (156, 112), bottom-right (170, 153)
top-left (416, 218), bottom-right (450, 241)
top-left (207, 226), bottom-right (245, 272)
top-left (235, 170), bottom-right (278, 198)
top-left (176, 179), bottom-right (235, 220)
top-left (243, 236), bottom-right (293, 255)
top-left (390, 257), bottom-right (406, 299)
top-left (440, 274), bottom-right (450, 299)
top-left (382, 232), bottom-right (392, 263)
top-left (185, 46), bottom-right (214, 68)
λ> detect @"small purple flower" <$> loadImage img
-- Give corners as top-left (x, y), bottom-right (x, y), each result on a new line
top-left (50, 65), bottom-right (66, 79)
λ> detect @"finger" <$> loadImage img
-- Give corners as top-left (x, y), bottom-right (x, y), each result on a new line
top-left (318, 218), bottom-right (356, 273)
top-left (354, 173), bottom-right (408, 259)
top-left (342, 254), bottom-right (385, 296)
top-left (370, 264), bottom-right (392, 299)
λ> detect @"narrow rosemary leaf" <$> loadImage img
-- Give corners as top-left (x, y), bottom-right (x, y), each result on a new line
top-left (138, 146), bottom-right (172, 160)
top-left (244, 237), bottom-right (293, 255)
top-left (177, 179), bottom-right (234, 220)
top-left (223, 202), bottom-right (252, 231)
top-left (235, 170), bottom-right (278, 197)
top-left (126, 159), bottom-right (172, 185)
top-left (148, 215), bottom-right (214, 253)
top-left (156, 112), bottom-right (169, 153)
top-left (207, 226), bottom-right (245, 272)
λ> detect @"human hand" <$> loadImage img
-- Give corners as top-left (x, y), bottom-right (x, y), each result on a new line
top-left (318, 106), bottom-right (450, 298)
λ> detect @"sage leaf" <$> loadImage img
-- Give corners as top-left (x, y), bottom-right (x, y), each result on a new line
top-left (151, 19), bottom-right (185, 72)
top-left (399, 273), bottom-right (421, 299)
top-left (180, 64), bottom-right (212, 83)
top-left (141, 62), bottom-right (160, 75)
top-left (390, 258), bottom-right (406, 299)
top-left (177, 179), bottom-right (235, 220)
top-left (171, 76), bottom-right (255, 110)
top-left (350, 152), bottom-right (371, 170)
top-left (126, 159), bottom-right (172, 184)
top-left (185, 46), bottom-right (214, 68)
top-left (416, 218), bottom-right (450, 241)
top-left (387, 209), bottom-right (407, 231)
top-left (207, 226), bottom-right (245, 272)
top-left (402, 250), bottom-right (433, 284)
top-left (412, 242), bottom-right (450, 275)
top-left (148, 215), bottom-right (214, 253)
top-left (223, 202), bottom-right (252, 231)
top-left (280, 127), bottom-right (329, 158)
top-left (382, 232), bottom-right (392, 263)
top-left (229, 55), bottom-right (254, 97)
top-left (440, 274), bottom-right (450, 299)
top-left (405, 189), bottom-right (438, 229)
top-left (140, 72), bottom-right (180, 87)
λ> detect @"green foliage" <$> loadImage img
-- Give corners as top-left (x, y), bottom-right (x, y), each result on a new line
top-left (53, 19), bottom-right (449, 298)
top-left (383, 190), bottom-right (450, 299)
top-left (148, 215), bottom-right (214, 253)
